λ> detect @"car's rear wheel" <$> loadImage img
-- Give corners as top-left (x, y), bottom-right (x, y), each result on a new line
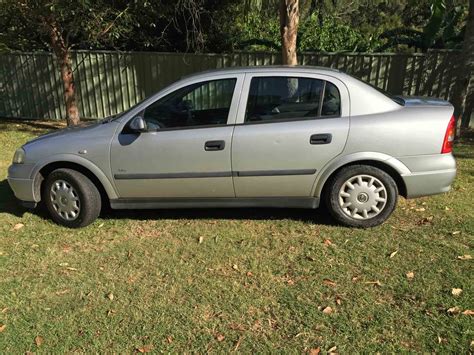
top-left (43, 168), bottom-right (101, 228)
top-left (325, 165), bottom-right (398, 228)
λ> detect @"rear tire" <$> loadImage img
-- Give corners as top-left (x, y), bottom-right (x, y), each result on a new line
top-left (43, 168), bottom-right (101, 228)
top-left (325, 165), bottom-right (398, 228)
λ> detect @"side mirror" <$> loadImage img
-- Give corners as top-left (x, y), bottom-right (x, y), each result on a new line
top-left (129, 116), bottom-right (147, 132)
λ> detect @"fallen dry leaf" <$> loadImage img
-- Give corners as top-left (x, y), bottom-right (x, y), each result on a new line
top-left (417, 216), bottom-right (434, 225)
top-left (216, 333), bottom-right (225, 342)
top-left (98, 223), bottom-right (104, 228)
top-left (335, 297), bottom-right (342, 305)
top-left (323, 279), bottom-right (337, 287)
top-left (415, 207), bottom-right (426, 212)
top-left (389, 250), bottom-right (398, 258)
top-left (13, 223), bottom-right (24, 230)
top-left (457, 255), bottom-right (472, 260)
top-left (406, 271), bottom-right (415, 280)
top-left (232, 264), bottom-right (238, 270)
top-left (55, 289), bottom-right (70, 295)
top-left (167, 336), bottom-right (173, 343)
top-left (451, 288), bottom-right (462, 297)
top-left (107, 293), bottom-right (114, 300)
top-left (447, 306), bottom-right (461, 315)
top-left (35, 336), bottom-right (43, 347)
top-left (309, 347), bottom-right (321, 355)
top-left (198, 236), bottom-right (204, 244)
top-left (246, 271), bottom-right (253, 277)
top-left (323, 239), bottom-right (333, 246)
top-left (136, 344), bottom-right (153, 353)
top-left (462, 310), bottom-right (474, 316)
top-left (328, 345), bottom-right (337, 353)
top-left (322, 306), bottom-right (333, 314)
top-left (364, 280), bottom-right (382, 287)
top-left (0, 324), bottom-right (6, 332)
top-left (451, 231), bottom-right (461, 235)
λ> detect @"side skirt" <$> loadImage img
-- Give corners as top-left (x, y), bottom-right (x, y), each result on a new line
top-left (110, 197), bottom-right (320, 210)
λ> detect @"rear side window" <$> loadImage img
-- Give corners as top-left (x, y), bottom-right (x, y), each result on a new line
top-left (245, 77), bottom-right (341, 123)
top-left (321, 82), bottom-right (341, 117)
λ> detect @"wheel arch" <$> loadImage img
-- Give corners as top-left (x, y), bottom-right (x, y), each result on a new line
top-left (313, 153), bottom-right (409, 199)
top-left (32, 155), bottom-right (118, 203)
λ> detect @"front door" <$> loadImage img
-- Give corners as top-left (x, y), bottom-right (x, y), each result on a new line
top-left (231, 73), bottom-right (350, 197)
top-left (110, 75), bottom-right (243, 198)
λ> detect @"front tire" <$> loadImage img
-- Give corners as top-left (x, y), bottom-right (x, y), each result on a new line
top-left (325, 165), bottom-right (398, 228)
top-left (43, 168), bottom-right (101, 228)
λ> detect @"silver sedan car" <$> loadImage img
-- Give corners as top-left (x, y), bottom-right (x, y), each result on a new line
top-left (8, 66), bottom-right (456, 228)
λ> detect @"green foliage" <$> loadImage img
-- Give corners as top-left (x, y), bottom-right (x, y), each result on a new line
top-left (0, 0), bottom-right (469, 53)
top-left (379, 0), bottom-right (468, 51)
top-left (230, 11), bottom-right (281, 51)
top-left (0, 0), bottom-right (133, 51)
top-left (298, 13), bottom-right (381, 52)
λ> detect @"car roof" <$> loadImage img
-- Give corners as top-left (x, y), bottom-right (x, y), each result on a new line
top-left (181, 65), bottom-right (341, 80)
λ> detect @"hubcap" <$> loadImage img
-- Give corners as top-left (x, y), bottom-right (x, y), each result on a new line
top-left (50, 180), bottom-right (80, 221)
top-left (338, 174), bottom-right (387, 220)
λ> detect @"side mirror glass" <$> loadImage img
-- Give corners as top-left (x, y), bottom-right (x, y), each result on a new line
top-left (129, 116), bottom-right (147, 132)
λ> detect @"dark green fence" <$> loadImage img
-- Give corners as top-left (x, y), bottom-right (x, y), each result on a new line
top-left (0, 50), bottom-right (462, 120)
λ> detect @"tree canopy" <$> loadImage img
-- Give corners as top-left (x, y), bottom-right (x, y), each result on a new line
top-left (0, 0), bottom-right (469, 53)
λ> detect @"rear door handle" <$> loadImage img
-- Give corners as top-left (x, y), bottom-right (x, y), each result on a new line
top-left (310, 133), bottom-right (332, 145)
top-left (204, 140), bottom-right (225, 151)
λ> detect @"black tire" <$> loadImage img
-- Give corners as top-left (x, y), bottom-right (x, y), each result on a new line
top-left (325, 165), bottom-right (398, 228)
top-left (43, 168), bottom-right (101, 228)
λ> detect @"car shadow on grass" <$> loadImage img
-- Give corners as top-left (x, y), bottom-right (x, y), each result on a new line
top-left (101, 206), bottom-right (336, 225)
top-left (1, 178), bottom-right (335, 225)
top-left (0, 179), bottom-right (28, 218)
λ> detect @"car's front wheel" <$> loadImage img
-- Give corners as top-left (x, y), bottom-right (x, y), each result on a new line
top-left (325, 165), bottom-right (398, 228)
top-left (43, 168), bottom-right (101, 228)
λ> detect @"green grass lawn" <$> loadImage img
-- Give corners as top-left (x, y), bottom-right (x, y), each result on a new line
top-left (0, 120), bottom-right (473, 353)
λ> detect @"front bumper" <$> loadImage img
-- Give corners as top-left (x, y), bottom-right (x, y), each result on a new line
top-left (7, 176), bottom-right (37, 203)
top-left (7, 163), bottom-right (39, 205)
top-left (399, 153), bottom-right (456, 198)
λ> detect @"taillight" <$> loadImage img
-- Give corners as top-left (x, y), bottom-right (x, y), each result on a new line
top-left (441, 115), bottom-right (455, 154)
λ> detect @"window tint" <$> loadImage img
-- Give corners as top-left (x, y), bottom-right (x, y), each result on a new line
top-left (143, 78), bottom-right (236, 130)
top-left (245, 77), bottom-right (341, 123)
top-left (321, 81), bottom-right (341, 117)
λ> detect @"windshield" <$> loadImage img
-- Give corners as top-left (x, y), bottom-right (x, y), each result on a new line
top-left (109, 100), bottom-right (145, 122)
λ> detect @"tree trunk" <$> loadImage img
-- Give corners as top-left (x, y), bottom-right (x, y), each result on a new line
top-left (48, 22), bottom-right (80, 126)
top-left (280, 0), bottom-right (299, 65)
top-left (452, 0), bottom-right (474, 135)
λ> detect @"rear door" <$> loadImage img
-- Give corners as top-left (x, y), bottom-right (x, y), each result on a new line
top-left (231, 72), bottom-right (350, 197)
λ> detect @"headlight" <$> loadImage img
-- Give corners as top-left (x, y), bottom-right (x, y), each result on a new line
top-left (12, 148), bottom-right (25, 164)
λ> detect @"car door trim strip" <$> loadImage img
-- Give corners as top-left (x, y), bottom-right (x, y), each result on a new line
top-left (234, 169), bottom-right (317, 177)
top-left (114, 172), bottom-right (232, 179)
top-left (114, 169), bottom-right (316, 180)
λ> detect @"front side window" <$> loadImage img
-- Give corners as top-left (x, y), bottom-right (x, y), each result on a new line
top-left (245, 76), bottom-right (341, 123)
top-left (143, 78), bottom-right (236, 130)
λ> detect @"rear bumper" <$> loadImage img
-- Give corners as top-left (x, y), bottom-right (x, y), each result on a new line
top-left (399, 153), bottom-right (456, 198)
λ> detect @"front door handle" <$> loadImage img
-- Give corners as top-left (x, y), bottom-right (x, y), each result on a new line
top-left (310, 133), bottom-right (332, 145)
top-left (204, 140), bottom-right (225, 151)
